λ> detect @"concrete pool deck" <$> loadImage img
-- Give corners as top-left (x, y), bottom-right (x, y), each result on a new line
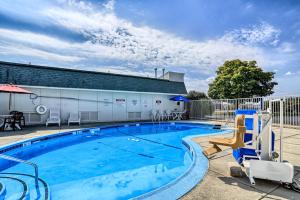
top-left (0, 121), bottom-right (299, 200)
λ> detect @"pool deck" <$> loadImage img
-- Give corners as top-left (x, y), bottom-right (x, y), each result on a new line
top-left (0, 121), bottom-right (299, 200)
top-left (183, 122), bottom-right (300, 200)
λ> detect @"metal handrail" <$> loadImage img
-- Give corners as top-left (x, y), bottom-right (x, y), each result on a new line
top-left (0, 154), bottom-right (39, 188)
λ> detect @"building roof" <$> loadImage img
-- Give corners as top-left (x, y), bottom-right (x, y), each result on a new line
top-left (0, 61), bottom-right (187, 94)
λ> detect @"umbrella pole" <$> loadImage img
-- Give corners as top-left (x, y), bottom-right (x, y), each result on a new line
top-left (9, 93), bottom-right (11, 112)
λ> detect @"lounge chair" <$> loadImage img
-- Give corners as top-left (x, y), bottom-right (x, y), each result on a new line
top-left (203, 115), bottom-right (246, 156)
top-left (164, 110), bottom-right (173, 120)
top-left (46, 109), bottom-right (61, 127)
top-left (68, 112), bottom-right (81, 126)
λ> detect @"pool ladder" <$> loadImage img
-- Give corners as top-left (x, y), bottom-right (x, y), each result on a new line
top-left (0, 154), bottom-right (39, 190)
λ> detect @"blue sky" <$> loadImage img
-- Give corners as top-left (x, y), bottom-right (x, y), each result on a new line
top-left (0, 0), bottom-right (300, 95)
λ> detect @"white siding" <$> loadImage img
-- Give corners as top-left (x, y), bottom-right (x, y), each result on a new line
top-left (0, 86), bottom-right (184, 125)
top-left (141, 94), bottom-right (153, 120)
top-left (113, 93), bottom-right (127, 121)
top-left (98, 91), bottom-right (113, 122)
top-left (61, 90), bottom-right (78, 123)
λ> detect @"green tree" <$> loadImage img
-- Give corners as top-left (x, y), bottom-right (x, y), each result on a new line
top-left (187, 90), bottom-right (208, 100)
top-left (208, 59), bottom-right (277, 99)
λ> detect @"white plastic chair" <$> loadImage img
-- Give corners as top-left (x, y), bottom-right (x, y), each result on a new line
top-left (68, 112), bottom-right (81, 126)
top-left (165, 110), bottom-right (173, 120)
top-left (46, 109), bottom-right (61, 127)
top-left (150, 110), bottom-right (157, 121)
top-left (157, 110), bottom-right (164, 121)
top-left (161, 110), bottom-right (168, 120)
top-left (177, 109), bottom-right (187, 120)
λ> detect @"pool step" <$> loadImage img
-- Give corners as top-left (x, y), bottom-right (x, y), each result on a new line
top-left (0, 173), bottom-right (50, 200)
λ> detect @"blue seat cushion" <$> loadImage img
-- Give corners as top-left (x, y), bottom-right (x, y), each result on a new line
top-left (233, 148), bottom-right (257, 164)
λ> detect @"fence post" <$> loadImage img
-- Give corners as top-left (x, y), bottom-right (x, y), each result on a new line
top-left (279, 99), bottom-right (283, 162)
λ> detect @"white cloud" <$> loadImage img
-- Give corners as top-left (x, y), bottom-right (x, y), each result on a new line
top-left (185, 77), bottom-right (216, 92)
top-left (222, 22), bottom-right (281, 46)
top-left (0, 28), bottom-right (73, 49)
top-left (205, 76), bottom-right (215, 84)
top-left (0, 0), bottom-right (291, 93)
top-left (0, 45), bottom-right (82, 62)
top-left (103, 0), bottom-right (115, 12)
top-left (61, 0), bottom-right (93, 11)
top-left (278, 42), bottom-right (296, 53)
top-left (285, 71), bottom-right (295, 76)
top-left (37, 2), bottom-right (283, 71)
top-left (1, 7), bottom-right (277, 70)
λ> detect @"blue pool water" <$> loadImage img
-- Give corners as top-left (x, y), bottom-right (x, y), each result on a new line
top-left (0, 123), bottom-right (225, 200)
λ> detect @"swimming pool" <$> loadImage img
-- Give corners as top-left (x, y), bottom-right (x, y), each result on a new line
top-left (0, 122), bottom-right (229, 200)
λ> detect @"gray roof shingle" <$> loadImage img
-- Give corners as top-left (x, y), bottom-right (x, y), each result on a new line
top-left (0, 61), bottom-right (187, 94)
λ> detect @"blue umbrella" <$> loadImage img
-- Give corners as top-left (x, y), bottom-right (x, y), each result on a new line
top-left (169, 95), bottom-right (190, 102)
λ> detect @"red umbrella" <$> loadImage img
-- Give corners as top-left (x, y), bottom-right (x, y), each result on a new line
top-left (0, 84), bottom-right (32, 111)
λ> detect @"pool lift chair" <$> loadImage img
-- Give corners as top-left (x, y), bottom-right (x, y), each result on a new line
top-left (204, 102), bottom-right (300, 192)
top-left (203, 115), bottom-right (246, 156)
